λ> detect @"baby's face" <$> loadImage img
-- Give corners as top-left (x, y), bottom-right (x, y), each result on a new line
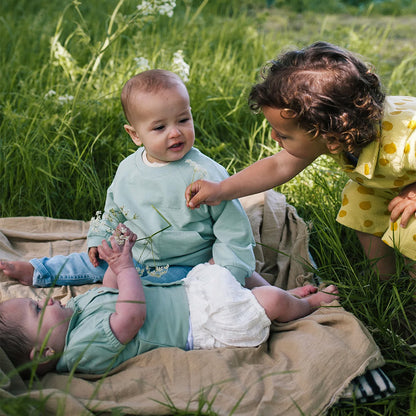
top-left (127, 83), bottom-right (195, 164)
top-left (1, 297), bottom-right (73, 354)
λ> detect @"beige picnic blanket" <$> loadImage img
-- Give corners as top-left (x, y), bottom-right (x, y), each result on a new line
top-left (0, 190), bottom-right (384, 415)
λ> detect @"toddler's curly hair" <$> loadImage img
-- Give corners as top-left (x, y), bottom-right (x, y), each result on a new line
top-left (249, 41), bottom-right (385, 154)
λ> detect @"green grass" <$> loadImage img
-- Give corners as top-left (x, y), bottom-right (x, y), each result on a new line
top-left (1, 0), bottom-right (416, 414)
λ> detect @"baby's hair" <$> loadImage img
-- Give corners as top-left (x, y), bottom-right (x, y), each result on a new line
top-left (249, 41), bottom-right (386, 154)
top-left (121, 69), bottom-right (185, 124)
top-left (0, 306), bottom-right (33, 371)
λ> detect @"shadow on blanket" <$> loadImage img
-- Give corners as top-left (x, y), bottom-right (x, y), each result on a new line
top-left (0, 190), bottom-right (385, 416)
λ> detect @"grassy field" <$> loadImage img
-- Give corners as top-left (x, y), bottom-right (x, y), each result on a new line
top-left (1, 0), bottom-right (416, 414)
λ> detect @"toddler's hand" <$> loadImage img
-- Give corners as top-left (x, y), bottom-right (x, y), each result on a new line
top-left (388, 182), bottom-right (416, 227)
top-left (97, 224), bottom-right (137, 275)
top-left (185, 179), bottom-right (222, 209)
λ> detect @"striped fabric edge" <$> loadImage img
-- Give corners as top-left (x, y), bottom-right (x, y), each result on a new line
top-left (338, 367), bottom-right (396, 404)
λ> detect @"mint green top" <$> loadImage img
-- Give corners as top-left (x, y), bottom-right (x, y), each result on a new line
top-left (56, 284), bottom-right (189, 374)
top-left (87, 147), bottom-right (255, 284)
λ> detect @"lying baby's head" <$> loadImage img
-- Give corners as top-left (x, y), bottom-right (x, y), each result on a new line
top-left (0, 297), bottom-right (73, 375)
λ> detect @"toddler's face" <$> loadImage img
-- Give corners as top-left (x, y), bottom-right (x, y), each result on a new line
top-left (262, 106), bottom-right (330, 160)
top-left (126, 83), bottom-right (195, 164)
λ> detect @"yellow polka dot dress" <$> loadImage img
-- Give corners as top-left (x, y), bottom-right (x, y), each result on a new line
top-left (330, 96), bottom-right (416, 260)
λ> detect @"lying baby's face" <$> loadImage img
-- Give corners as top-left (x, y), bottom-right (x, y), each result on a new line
top-left (1, 297), bottom-right (73, 354)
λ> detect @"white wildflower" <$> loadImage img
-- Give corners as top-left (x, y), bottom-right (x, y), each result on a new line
top-left (171, 50), bottom-right (190, 83)
top-left (145, 264), bottom-right (169, 277)
top-left (50, 33), bottom-right (78, 81)
top-left (113, 224), bottom-right (130, 246)
top-left (134, 57), bottom-right (150, 71)
top-left (136, 266), bottom-right (145, 277)
top-left (90, 211), bottom-right (105, 233)
top-left (157, 0), bottom-right (175, 17)
top-left (57, 94), bottom-right (74, 104)
top-left (90, 208), bottom-right (130, 235)
top-left (44, 90), bottom-right (56, 99)
top-left (137, 0), bottom-right (176, 17)
top-left (185, 159), bottom-right (207, 180)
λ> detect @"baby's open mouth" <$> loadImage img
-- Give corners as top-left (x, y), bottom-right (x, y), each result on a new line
top-left (169, 142), bottom-right (183, 149)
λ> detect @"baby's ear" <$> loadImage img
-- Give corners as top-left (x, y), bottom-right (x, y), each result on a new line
top-left (29, 346), bottom-right (57, 375)
top-left (124, 124), bottom-right (142, 146)
top-left (30, 345), bottom-right (55, 360)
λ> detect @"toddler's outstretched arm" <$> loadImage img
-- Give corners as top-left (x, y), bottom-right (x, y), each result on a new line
top-left (186, 150), bottom-right (314, 208)
top-left (97, 225), bottom-right (146, 344)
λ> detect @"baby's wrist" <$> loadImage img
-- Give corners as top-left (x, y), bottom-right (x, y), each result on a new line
top-left (114, 264), bottom-right (138, 276)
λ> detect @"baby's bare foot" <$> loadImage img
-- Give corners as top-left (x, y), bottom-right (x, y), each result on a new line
top-left (289, 284), bottom-right (318, 298)
top-left (307, 285), bottom-right (339, 309)
top-left (0, 260), bottom-right (34, 285)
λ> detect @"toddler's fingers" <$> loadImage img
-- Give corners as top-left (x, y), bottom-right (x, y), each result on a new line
top-left (399, 205), bottom-right (416, 228)
top-left (389, 201), bottom-right (404, 222)
top-left (387, 195), bottom-right (402, 212)
top-left (399, 213), bottom-right (410, 228)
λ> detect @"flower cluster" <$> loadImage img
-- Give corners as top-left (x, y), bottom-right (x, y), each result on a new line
top-left (185, 159), bottom-right (208, 182)
top-left (136, 0), bottom-right (176, 18)
top-left (44, 89), bottom-right (74, 104)
top-left (172, 50), bottom-right (190, 83)
top-left (90, 206), bottom-right (171, 278)
top-left (90, 207), bottom-right (137, 235)
top-left (50, 33), bottom-right (79, 81)
top-left (113, 224), bottom-right (130, 246)
top-left (134, 57), bottom-right (151, 71)
top-left (137, 264), bottom-right (170, 278)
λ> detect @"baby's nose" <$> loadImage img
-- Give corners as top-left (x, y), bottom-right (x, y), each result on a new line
top-left (168, 127), bottom-right (181, 138)
top-left (44, 298), bottom-right (54, 307)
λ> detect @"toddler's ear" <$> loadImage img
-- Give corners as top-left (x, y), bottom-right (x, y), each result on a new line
top-left (326, 140), bottom-right (342, 154)
top-left (124, 124), bottom-right (142, 146)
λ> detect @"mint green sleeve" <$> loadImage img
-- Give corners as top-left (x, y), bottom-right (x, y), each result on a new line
top-left (209, 199), bottom-right (256, 285)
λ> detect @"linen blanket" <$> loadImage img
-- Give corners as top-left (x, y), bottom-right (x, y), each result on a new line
top-left (0, 190), bottom-right (384, 415)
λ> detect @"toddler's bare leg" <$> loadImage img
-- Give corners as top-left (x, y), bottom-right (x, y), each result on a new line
top-left (356, 231), bottom-right (396, 280)
top-left (252, 285), bottom-right (339, 322)
top-left (0, 260), bottom-right (34, 285)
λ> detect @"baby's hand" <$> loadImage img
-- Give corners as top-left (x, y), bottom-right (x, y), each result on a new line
top-left (97, 224), bottom-right (137, 275)
top-left (388, 183), bottom-right (416, 227)
top-left (88, 247), bottom-right (100, 267)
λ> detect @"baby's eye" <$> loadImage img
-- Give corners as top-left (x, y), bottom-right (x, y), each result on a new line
top-left (179, 118), bottom-right (190, 123)
top-left (153, 125), bottom-right (165, 131)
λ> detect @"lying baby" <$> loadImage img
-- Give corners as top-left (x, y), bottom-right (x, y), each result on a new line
top-left (0, 224), bottom-right (338, 375)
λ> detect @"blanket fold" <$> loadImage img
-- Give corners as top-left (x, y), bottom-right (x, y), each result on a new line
top-left (0, 190), bottom-right (384, 416)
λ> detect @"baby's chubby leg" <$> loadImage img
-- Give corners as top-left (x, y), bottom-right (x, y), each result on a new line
top-left (252, 284), bottom-right (339, 322)
top-left (0, 260), bottom-right (34, 285)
